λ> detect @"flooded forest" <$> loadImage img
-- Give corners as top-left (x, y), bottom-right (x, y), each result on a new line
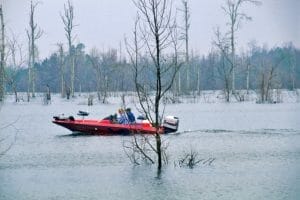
top-left (1, 0), bottom-right (300, 200)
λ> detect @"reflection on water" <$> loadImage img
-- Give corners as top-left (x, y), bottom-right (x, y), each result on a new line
top-left (0, 101), bottom-right (300, 200)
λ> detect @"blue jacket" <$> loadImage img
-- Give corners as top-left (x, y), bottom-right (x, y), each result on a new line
top-left (118, 114), bottom-right (129, 124)
top-left (126, 111), bottom-right (136, 123)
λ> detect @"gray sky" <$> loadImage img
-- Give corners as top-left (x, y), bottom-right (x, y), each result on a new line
top-left (2, 0), bottom-right (300, 59)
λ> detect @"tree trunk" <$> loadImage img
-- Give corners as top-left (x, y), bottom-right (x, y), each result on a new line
top-left (155, 26), bottom-right (162, 170)
top-left (27, 37), bottom-right (31, 102)
top-left (197, 63), bottom-right (201, 95)
top-left (260, 73), bottom-right (265, 103)
top-left (178, 70), bottom-right (181, 95)
top-left (230, 16), bottom-right (235, 94)
top-left (291, 62), bottom-right (295, 91)
top-left (155, 133), bottom-right (162, 170)
top-left (27, 1), bottom-right (42, 99)
top-left (61, 0), bottom-right (76, 98)
top-left (13, 85), bottom-right (18, 102)
top-left (0, 5), bottom-right (5, 102)
top-left (183, 1), bottom-right (190, 92)
top-left (58, 45), bottom-right (65, 98)
top-left (246, 63), bottom-right (250, 94)
top-left (30, 2), bottom-right (35, 98)
top-left (71, 56), bottom-right (75, 97)
top-left (96, 68), bottom-right (101, 101)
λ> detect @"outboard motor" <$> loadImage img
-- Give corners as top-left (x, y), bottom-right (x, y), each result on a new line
top-left (163, 116), bottom-right (179, 133)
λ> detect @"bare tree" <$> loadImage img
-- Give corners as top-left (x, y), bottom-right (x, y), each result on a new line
top-left (196, 56), bottom-right (201, 95)
top-left (0, 5), bottom-right (5, 102)
top-left (258, 61), bottom-right (274, 103)
top-left (6, 33), bottom-right (25, 102)
top-left (178, 0), bottom-right (190, 92)
top-left (171, 22), bottom-right (183, 101)
top-left (258, 58), bottom-right (283, 103)
top-left (255, 47), bottom-right (285, 104)
top-left (245, 54), bottom-right (251, 94)
top-left (213, 27), bottom-right (232, 102)
top-left (289, 51), bottom-right (296, 91)
top-left (88, 48), bottom-right (117, 103)
top-left (57, 43), bottom-right (66, 98)
top-left (284, 43), bottom-right (296, 91)
top-left (26, 0), bottom-right (43, 100)
top-left (127, 0), bottom-right (181, 170)
top-left (100, 49), bottom-right (118, 102)
top-left (239, 47), bottom-right (251, 96)
top-left (221, 0), bottom-right (261, 94)
top-left (88, 47), bottom-right (102, 101)
top-left (0, 20), bottom-right (19, 155)
top-left (61, 0), bottom-right (77, 97)
top-left (125, 15), bottom-right (142, 96)
top-left (177, 148), bottom-right (215, 168)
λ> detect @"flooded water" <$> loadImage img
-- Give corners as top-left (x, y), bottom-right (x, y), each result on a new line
top-left (0, 96), bottom-right (300, 200)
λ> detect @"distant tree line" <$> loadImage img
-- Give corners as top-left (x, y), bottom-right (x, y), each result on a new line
top-left (4, 43), bottom-right (299, 95)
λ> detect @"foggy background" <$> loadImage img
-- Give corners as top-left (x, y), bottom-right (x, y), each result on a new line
top-left (3, 0), bottom-right (299, 59)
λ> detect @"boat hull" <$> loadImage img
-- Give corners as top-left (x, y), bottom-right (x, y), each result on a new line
top-left (52, 118), bottom-right (166, 135)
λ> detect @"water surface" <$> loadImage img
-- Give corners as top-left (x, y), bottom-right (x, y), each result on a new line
top-left (1, 97), bottom-right (300, 200)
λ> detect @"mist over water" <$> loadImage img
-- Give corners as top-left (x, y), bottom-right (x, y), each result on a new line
top-left (0, 94), bottom-right (300, 200)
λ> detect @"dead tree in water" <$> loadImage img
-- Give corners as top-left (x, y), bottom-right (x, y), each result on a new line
top-left (213, 28), bottom-right (232, 102)
top-left (258, 59), bottom-right (282, 103)
top-left (57, 43), bottom-right (66, 98)
top-left (245, 54), bottom-right (251, 95)
top-left (127, 0), bottom-right (181, 170)
top-left (26, 0), bottom-right (43, 100)
top-left (179, 0), bottom-right (190, 92)
top-left (0, 5), bottom-right (5, 102)
top-left (177, 148), bottom-right (216, 168)
top-left (221, 0), bottom-right (261, 94)
top-left (61, 0), bottom-right (77, 97)
top-left (256, 47), bottom-right (285, 104)
top-left (88, 48), bottom-right (116, 103)
top-left (88, 48), bottom-right (102, 101)
top-left (7, 33), bottom-right (25, 102)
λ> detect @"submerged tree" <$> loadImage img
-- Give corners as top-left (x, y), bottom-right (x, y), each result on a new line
top-left (283, 43), bottom-right (297, 91)
top-left (257, 51), bottom-right (284, 103)
top-left (213, 27), bottom-right (232, 102)
top-left (61, 0), bottom-right (77, 97)
top-left (26, 0), bottom-right (43, 100)
top-left (88, 48), bottom-right (101, 101)
top-left (179, 0), bottom-right (191, 93)
top-left (88, 47), bottom-right (118, 103)
top-left (221, 0), bottom-right (261, 94)
top-left (57, 43), bottom-right (66, 98)
top-left (127, 0), bottom-right (181, 170)
top-left (7, 33), bottom-right (25, 102)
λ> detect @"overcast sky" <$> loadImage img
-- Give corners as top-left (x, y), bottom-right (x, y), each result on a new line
top-left (2, 0), bottom-right (300, 59)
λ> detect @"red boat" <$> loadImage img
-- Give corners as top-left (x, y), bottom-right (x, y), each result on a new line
top-left (52, 112), bottom-right (179, 135)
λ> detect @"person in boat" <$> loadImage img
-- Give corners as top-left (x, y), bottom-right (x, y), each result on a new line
top-left (117, 108), bottom-right (129, 124)
top-left (125, 108), bottom-right (136, 123)
top-left (104, 113), bottom-right (118, 123)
